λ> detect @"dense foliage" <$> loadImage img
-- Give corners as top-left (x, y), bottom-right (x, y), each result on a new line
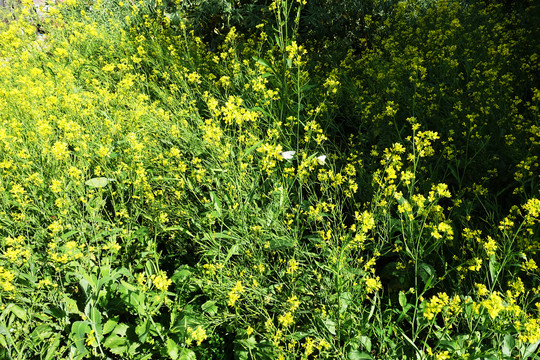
top-left (0, 0), bottom-right (539, 359)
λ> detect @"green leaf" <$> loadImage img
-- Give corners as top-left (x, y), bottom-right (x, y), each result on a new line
top-left (172, 268), bottom-right (191, 283)
top-left (88, 308), bottom-right (102, 336)
top-left (224, 242), bottom-right (242, 264)
top-left (70, 321), bottom-right (91, 357)
top-left (102, 317), bottom-right (118, 335)
top-left (201, 301), bottom-right (218, 316)
top-left (103, 323), bottom-right (136, 355)
top-left (209, 191), bottom-right (222, 218)
top-left (30, 324), bottom-right (53, 343)
top-left (438, 339), bottom-right (458, 350)
top-left (0, 333), bottom-right (6, 348)
top-left (167, 337), bottom-right (179, 360)
top-left (489, 258), bottom-right (500, 284)
top-left (299, 83), bottom-right (317, 93)
top-left (241, 336), bottom-right (257, 350)
top-left (269, 236), bottom-right (296, 250)
top-left (359, 335), bottom-right (372, 352)
top-left (85, 177), bottom-right (115, 188)
top-left (8, 304), bottom-right (27, 321)
top-left (135, 320), bottom-right (151, 343)
top-left (240, 139), bottom-right (264, 160)
top-left (521, 340), bottom-right (540, 359)
top-left (252, 56), bottom-right (274, 73)
top-left (418, 262), bottom-right (436, 288)
top-left (44, 333), bottom-right (61, 360)
top-left (178, 348), bottom-right (196, 360)
top-left (339, 292), bottom-right (352, 314)
top-left (502, 334), bottom-right (514, 356)
top-left (163, 226), bottom-right (194, 237)
top-left (398, 291), bottom-right (407, 309)
top-left (348, 350), bottom-right (373, 359)
top-left (63, 294), bottom-right (81, 315)
top-left (323, 318), bottom-right (336, 335)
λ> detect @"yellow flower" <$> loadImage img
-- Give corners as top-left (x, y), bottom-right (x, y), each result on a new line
top-left (523, 198), bottom-right (540, 218)
top-left (365, 276), bottom-right (382, 294)
top-left (483, 236), bottom-right (498, 256)
top-left (435, 350), bottom-right (450, 360)
top-left (186, 326), bottom-right (207, 346)
top-left (475, 283), bottom-right (489, 297)
top-left (522, 258), bottom-right (538, 273)
top-left (481, 292), bottom-right (505, 319)
top-left (151, 271), bottom-right (172, 292)
top-left (50, 179), bottom-right (63, 193)
top-left (278, 311), bottom-right (294, 327)
top-left (51, 141), bottom-right (70, 161)
top-left (228, 281), bottom-right (244, 307)
top-left (286, 258), bottom-right (299, 275)
top-left (287, 295), bottom-right (301, 312)
top-left (0, 267), bottom-right (16, 292)
top-left (85, 330), bottom-right (96, 347)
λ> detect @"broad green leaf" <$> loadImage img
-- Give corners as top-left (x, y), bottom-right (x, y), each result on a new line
top-left (0, 333), bottom-right (6, 348)
top-left (291, 332), bottom-right (309, 341)
top-left (60, 230), bottom-right (79, 239)
top-left (136, 320), bottom-right (151, 343)
top-left (31, 324), bottom-right (53, 342)
top-left (241, 336), bottom-right (257, 350)
top-left (44, 333), bottom-right (61, 360)
top-left (418, 262), bottom-right (436, 288)
top-left (438, 339), bottom-right (458, 350)
top-left (8, 304), bottom-right (27, 321)
top-left (104, 335), bottom-right (128, 355)
top-left (224, 243), bottom-right (241, 264)
top-left (172, 268), bottom-right (191, 283)
top-left (70, 321), bottom-right (91, 357)
top-left (85, 177), bottom-right (115, 188)
top-left (96, 274), bottom-right (114, 292)
top-left (339, 292), bottom-right (352, 314)
top-left (489, 258), bottom-right (500, 284)
top-left (102, 317), bottom-right (118, 335)
top-left (323, 318), bottom-right (336, 335)
top-left (178, 348), bottom-right (196, 360)
top-left (201, 301), bottom-right (218, 316)
top-left (120, 280), bottom-right (138, 292)
top-left (521, 340), bottom-right (540, 359)
top-left (252, 56), bottom-right (274, 72)
top-left (166, 337), bottom-right (179, 360)
top-left (502, 334), bottom-right (514, 356)
top-left (349, 350), bottom-right (373, 360)
top-left (103, 323), bottom-right (134, 355)
top-left (359, 335), bottom-right (372, 352)
top-left (63, 294), bottom-right (81, 315)
top-left (299, 83), bottom-right (317, 93)
top-left (88, 308), bottom-right (102, 337)
top-left (209, 191), bottom-right (222, 218)
top-left (399, 291), bottom-right (407, 309)
top-left (269, 237), bottom-right (296, 250)
top-left (163, 226), bottom-right (194, 237)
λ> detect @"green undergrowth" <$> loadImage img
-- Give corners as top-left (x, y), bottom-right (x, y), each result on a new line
top-left (0, 0), bottom-right (539, 359)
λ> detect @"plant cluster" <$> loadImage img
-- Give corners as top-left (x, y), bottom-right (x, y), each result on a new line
top-left (0, 0), bottom-right (538, 359)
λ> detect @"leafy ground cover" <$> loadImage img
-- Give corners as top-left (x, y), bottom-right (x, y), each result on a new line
top-left (0, 0), bottom-right (539, 359)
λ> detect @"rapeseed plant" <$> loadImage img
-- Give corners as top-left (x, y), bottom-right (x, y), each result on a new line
top-left (0, 0), bottom-right (539, 358)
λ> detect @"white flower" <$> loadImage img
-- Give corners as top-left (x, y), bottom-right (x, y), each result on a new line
top-left (316, 155), bottom-right (326, 165)
top-left (279, 151), bottom-right (296, 160)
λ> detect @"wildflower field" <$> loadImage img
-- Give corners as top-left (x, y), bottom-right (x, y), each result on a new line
top-left (0, 0), bottom-right (539, 358)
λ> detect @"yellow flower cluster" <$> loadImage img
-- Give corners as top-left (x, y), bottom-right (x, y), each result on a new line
top-left (151, 271), bottom-right (172, 292)
top-left (228, 281), bottom-right (244, 307)
top-left (186, 326), bottom-right (207, 346)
